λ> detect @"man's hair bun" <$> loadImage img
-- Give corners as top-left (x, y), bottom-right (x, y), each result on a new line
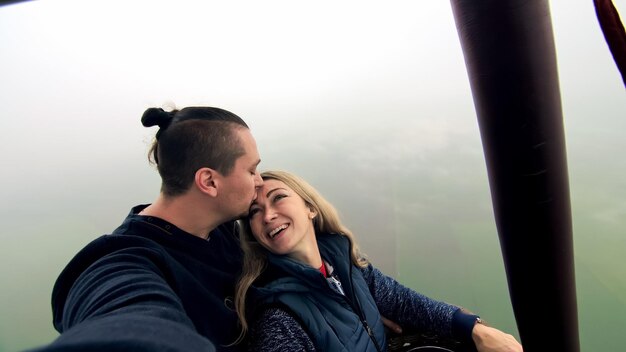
top-left (141, 107), bottom-right (176, 129)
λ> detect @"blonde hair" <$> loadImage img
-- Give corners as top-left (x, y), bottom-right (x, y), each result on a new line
top-left (232, 170), bottom-right (369, 345)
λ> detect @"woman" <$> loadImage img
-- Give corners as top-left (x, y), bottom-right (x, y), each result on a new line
top-left (235, 170), bottom-right (522, 352)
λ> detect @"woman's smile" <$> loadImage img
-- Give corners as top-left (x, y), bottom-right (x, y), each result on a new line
top-left (268, 224), bottom-right (289, 239)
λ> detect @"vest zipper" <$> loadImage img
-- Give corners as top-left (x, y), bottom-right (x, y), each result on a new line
top-left (346, 253), bottom-right (384, 352)
top-left (361, 318), bottom-right (383, 352)
top-left (321, 241), bottom-right (384, 352)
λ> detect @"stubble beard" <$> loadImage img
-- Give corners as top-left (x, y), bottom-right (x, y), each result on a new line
top-left (236, 198), bottom-right (255, 220)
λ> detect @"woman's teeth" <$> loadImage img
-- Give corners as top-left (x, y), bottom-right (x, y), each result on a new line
top-left (269, 224), bottom-right (288, 238)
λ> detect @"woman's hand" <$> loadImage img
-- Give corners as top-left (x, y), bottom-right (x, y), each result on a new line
top-left (472, 322), bottom-right (523, 352)
top-left (381, 316), bottom-right (403, 334)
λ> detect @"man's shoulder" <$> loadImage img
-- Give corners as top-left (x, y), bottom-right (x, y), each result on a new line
top-left (52, 217), bottom-right (242, 299)
top-left (65, 218), bottom-right (240, 273)
top-left (212, 220), bottom-right (239, 238)
top-left (73, 233), bottom-right (166, 265)
top-left (52, 232), bottom-right (167, 288)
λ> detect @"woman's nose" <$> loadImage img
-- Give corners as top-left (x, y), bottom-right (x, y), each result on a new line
top-left (263, 208), bottom-right (276, 223)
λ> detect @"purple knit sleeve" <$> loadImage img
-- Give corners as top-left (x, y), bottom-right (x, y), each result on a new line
top-left (359, 264), bottom-right (461, 338)
top-left (247, 307), bottom-right (316, 352)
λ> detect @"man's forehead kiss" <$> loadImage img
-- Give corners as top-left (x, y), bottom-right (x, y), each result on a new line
top-left (252, 187), bottom-right (288, 206)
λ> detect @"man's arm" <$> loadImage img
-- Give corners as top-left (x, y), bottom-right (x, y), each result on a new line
top-left (32, 247), bottom-right (216, 352)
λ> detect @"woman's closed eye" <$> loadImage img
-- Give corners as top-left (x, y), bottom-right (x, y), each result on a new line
top-left (248, 193), bottom-right (288, 218)
top-left (248, 207), bottom-right (261, 218)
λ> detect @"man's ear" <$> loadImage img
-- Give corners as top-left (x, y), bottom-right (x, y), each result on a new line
top-left (195, 167), bottom-right (219, 197)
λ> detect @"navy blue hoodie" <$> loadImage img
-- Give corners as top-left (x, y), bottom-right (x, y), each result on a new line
top-left (31, 205), bottom-right (245, 352)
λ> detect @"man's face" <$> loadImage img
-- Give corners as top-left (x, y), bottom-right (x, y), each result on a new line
top-left (220, 128), bottom-right (262, 219)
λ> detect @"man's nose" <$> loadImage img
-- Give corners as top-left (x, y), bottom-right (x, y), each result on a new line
top-left (254, 174), bottom-right (263, 188)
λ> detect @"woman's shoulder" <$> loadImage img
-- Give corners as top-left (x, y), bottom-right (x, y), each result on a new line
top-left (317, 232), bottom-right (351, 251)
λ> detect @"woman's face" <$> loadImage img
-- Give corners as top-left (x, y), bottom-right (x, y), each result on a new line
top-left (248, 179), bottom-right (318, 263)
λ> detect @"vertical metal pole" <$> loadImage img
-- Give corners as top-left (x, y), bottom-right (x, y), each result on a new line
top-left (449, 1), bottom-right (580, 351)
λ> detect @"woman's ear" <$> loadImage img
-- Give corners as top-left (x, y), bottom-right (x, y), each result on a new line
top-left (308, 209), bottom-right (317, 220)
top-left (195, 167), bottom-right (218, 197)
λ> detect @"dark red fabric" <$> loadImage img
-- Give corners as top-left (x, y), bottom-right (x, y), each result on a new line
top-left (319, 262), bottom-right (328, 278)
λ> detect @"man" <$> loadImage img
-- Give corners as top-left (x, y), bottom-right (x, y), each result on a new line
top-left (32, 106), bottom-right (262, 351)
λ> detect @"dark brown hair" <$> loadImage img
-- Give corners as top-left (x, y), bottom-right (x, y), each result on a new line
top-left (142, 106), bottom-right (249, 197)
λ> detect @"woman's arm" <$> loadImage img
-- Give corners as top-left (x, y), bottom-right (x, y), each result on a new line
top-left (359, 264), bottom-right (460, 337)
top-left (472, 320), bottom-right (523, 352)
top-left (360, 264), bottom-right (522, 352)
top-left (247, 307), bottom-right (316, 352)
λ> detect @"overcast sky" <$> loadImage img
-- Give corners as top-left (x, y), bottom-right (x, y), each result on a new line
top-left (1, 1), bottom-right (625, 351)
